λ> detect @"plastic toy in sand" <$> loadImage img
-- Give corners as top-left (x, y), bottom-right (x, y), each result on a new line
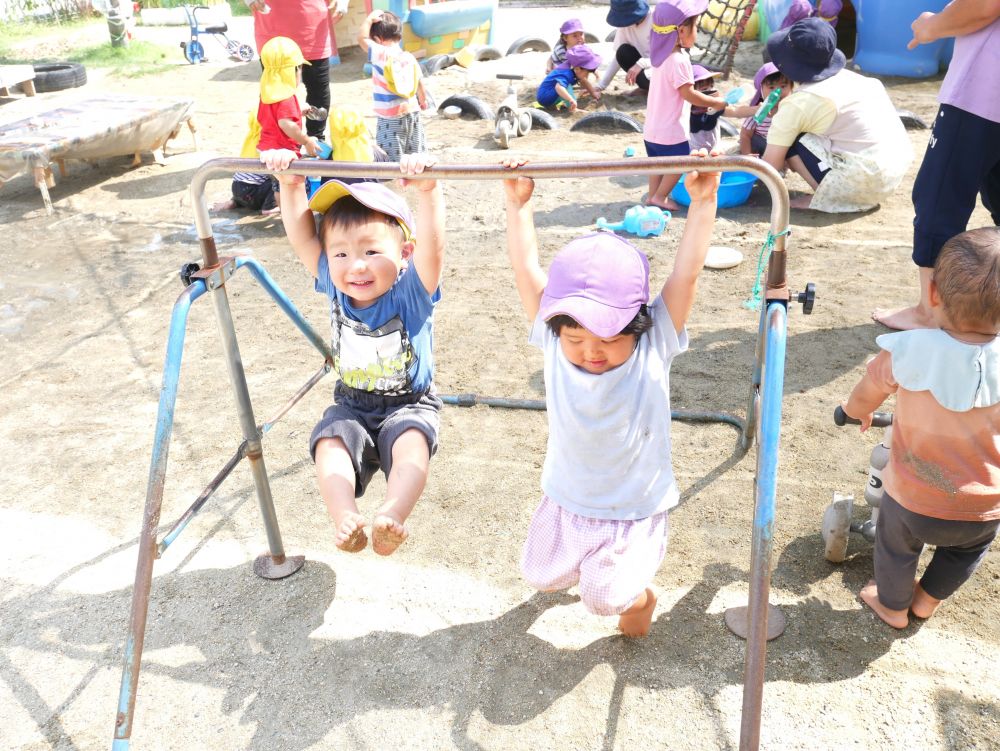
top-left (596, 205), bottom-right (670, 238)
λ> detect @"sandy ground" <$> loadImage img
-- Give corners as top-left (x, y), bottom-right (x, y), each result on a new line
top-left (2, 4), bottom-right (999, 750)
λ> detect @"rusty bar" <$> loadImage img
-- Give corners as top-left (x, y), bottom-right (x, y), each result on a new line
top-left (189, 156), bottom-right (790, 292)
top-left (113, 280), bottom-right (207, 749)
top-left (208, 281), bottom-right (286, 559)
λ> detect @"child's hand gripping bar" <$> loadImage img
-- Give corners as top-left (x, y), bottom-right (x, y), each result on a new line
top-left (833, 406), bottom-right (893, 428)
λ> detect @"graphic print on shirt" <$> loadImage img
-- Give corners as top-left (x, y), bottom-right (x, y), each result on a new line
top-left (330, 298), bottom-right (415, 395)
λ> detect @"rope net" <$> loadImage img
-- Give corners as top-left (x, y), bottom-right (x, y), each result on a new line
top-left (693, 0), bottom-right (758, 79)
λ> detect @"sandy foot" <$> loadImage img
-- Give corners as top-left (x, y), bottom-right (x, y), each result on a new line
top-left (334, 512), bottom-right (368, 553)
top-left (372, 514), bottom-right (409, 556)
top-left (860, 579), bottom-right (908, 629)
top-left (871, 305), bottom-right (935, 331)
top-left (910, 582), bottom-right (942, 620)
top-left (618, 587), bottom-right (657, 638)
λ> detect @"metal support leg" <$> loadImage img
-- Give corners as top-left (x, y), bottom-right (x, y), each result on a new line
top-left (208, 283), bottom-right (304, 580)
top-left (112, 281), bottom-right (207, 750)
top-left (725, 302), bottom-right (789, 751)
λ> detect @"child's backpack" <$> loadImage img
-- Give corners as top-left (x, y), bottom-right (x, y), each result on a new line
top-left (384, 50), bottom-right (421, 99)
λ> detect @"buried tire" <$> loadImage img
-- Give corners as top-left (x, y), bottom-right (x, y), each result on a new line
top-left (570, 110), bottom-right (643, 133)
top-left (421, 54), bottom-right (453, 76)
top-left (438, 94), bottom-right (494, 120)
top-left (32, 62), bottom-right (87, 92)
top-left (506, 36), bottom-right (550, 55)
top-left (527, 109), bottom-right (559, 130)
top-left (584, 31), bottom-right (600, 44)
top-left (474, 45), bottom-right (504, 62)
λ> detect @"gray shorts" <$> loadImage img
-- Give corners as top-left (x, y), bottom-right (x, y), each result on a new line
top-left (309, 383), bottom-right (442, 497)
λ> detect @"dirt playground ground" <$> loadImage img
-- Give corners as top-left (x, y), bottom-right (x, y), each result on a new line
top-left (2, 4), bottom-right (999, 750)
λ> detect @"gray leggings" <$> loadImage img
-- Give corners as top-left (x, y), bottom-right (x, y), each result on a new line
top-left (874, 493), bottom-right (999, 610)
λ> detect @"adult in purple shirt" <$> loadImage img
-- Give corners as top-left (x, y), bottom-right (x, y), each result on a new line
top-left (874, 0), bottom-right (1000, 330)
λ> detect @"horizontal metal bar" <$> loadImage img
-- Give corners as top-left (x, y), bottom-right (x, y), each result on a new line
top-left (189, 157), bottom-right (790, 280)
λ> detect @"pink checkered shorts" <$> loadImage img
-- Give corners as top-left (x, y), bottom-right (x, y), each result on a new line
top-left (520, 496), bottom-right (670, 616)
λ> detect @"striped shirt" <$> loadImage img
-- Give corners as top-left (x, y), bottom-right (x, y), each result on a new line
top-left (368, 40), bottom-right (413, 119)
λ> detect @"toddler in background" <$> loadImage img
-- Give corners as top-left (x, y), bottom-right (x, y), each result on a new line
top-left (780, 0), bottom-right (842, 29)
top-left (359, 10), bottom-right (430, 161)
top-left (842, 227), bottom-right (1000, 629)
top-left (547, 18), bottom-right (586, 72)
top-left (502, 151), bottom-right (721, 637)
top-left (739, 62), bottom-right (793, 156)
top-left (689, 65), bottom-right (724, 151)
top-left (536, 44), bottom-right (603, 112)
top-left (256, 36), bottom-right (321, 158)
top-left (643, 0), bottom-right (727, 210)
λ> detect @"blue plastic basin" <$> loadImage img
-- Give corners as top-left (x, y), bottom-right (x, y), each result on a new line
top-left (670, 171), bottom-right (758, 208)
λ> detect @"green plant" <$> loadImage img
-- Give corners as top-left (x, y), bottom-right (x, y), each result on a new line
top-left (70, 39), bottom-right (175, 76)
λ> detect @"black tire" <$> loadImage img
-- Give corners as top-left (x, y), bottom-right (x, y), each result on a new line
top-left (506, 36), bottom-right (550, 55)
top-left (32, 62), bottom-right (87, 92)
top-left (438, 94), bottom-right (494, 120)
top-left (527, 108), bottom-right (559, 130)
top-left (421, 54), bottom-right (453, 76)
top-left (719, 118), bottom-right (740, 138)
top-left (584, 31), bottom-right (599, 44)
top-left (570, 110), bottom-right (643, 133)
top-left (896, 108), bottom-right (929, 130)
top-left (474, 45), bottom-right (504, 62)
top-left (605, 30), bottom-right (617, 43)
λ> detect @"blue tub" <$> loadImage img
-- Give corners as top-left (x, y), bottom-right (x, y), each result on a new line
top-left (671, 171), bottom-right (758, 208)
top-left (854, 0), bottom-right (952, 77)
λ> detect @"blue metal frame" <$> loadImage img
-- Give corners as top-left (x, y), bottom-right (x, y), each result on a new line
top-left (112, 156), bottom-right (794, 750)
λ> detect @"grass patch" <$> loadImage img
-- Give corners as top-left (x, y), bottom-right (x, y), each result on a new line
top-left (0, 15), bottom-right (174, 77)
top-left (70, 39), bottom-right (176, 77)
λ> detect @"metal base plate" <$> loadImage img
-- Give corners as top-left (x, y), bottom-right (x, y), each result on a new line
top-left (724, 604), bottom-right (786, 641)
top-left (252, 553), bottom-right (305, 580)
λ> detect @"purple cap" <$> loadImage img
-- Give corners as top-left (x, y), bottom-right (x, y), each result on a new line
top-left (779, 0), bottom-right (813, 30)
top-left (692, 64), bottom-right (720, 82)
top-left (566, 43), bottom-right (603, 71)
top-left (538, 232), bottom-right (650, 338)
top-left (815, 0), bottom-right (843, 23)
top-left (308, 180), bottom-right (415, 241)
top-left (650, 0), bottom-right (709, 67)
top-left (750, 61), bottom-right (779, 105)
top-left (560, 18), bottom-right (584, 35)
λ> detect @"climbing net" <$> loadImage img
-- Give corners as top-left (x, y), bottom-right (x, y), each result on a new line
top-left (693, 0), bottom-right (758, 78)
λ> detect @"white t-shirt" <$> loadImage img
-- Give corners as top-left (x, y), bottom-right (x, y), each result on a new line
top-left (529, 296), bottom-right (688, 520)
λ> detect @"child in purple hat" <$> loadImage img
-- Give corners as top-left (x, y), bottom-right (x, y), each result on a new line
top-left (261, 147), bottom-right (446, 558)
top-left (546, 18), bottom-right (586, 73)
top-left (644, 0), bottom-right (728, 210)
top-left (536, 43), bottom-right (603, 112)
top-left (501, 152), bottom-right (722, 638)
top-left (739, 62), bottom-right (792, 156)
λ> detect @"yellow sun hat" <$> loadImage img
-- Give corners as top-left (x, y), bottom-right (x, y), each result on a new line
top-left (328, 106), bottom-right (374, 164)
top-left (259, 36), bottom-right (309, 104)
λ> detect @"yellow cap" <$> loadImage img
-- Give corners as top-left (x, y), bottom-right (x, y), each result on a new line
top-left (259, 37), bottom-right (309, 104)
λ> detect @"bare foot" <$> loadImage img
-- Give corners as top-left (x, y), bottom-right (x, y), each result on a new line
top-left (910, 582), bottom-right (942, 619)
top-left (618, 587), bottom-right (656, 638)
top-left (333, 512), bottom-right (368, 553)
top-left (210, 198), bottom-right (236, 212)
top-left (372, 513), bottom-right (408, 556)
top-left (646, 196), bottom-right (682, 212)
top-left (871, 304), bottom-right (935, 331)
top-left (260, 206), bottom-right (280, 216)
top-left (859, 580), bottom-right (908, 629)
top-left (789, 194), bottom-right (813, 209)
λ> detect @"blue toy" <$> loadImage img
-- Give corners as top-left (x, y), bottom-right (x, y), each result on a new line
top-left (596, 205), bottom-right (670, 238)
top-left (179, 5), bottom-right (254, 64)
top-left (315, 141), bottom-right (332, 160)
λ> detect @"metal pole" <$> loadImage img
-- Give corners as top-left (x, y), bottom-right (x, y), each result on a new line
top-left (113, 281), bottom-right (207, 751)
top-left (738, 302), bottom-right (788, 751)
